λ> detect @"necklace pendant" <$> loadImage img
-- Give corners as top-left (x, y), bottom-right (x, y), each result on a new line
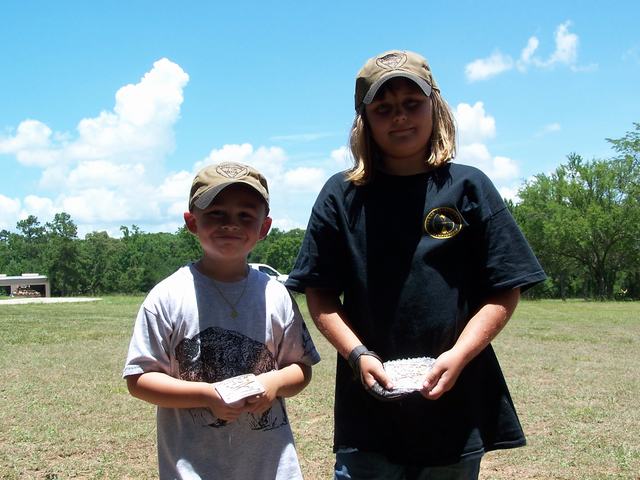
top-left (231, 309), bottom-right (238, 319)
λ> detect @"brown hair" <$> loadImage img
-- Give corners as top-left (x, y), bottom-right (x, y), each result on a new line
top-left (345, 88), bottom-right (456, 186)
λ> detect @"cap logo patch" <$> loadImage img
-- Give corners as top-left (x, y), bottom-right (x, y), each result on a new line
top-left (376, 52), bottom-right (407, 70)
top-left (424, 207), bottom-right (463, 239)
top-left (216, 162), bottom-right (249, 178)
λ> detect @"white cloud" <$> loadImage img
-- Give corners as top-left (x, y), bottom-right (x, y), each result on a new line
top-left (521, 36), bottom-right (539, 62)
top-left (197, 144), bottom-right (289, 189)
top-left (3, 59), bottom-right (189, 173)
top-left (457, 142), bottom-right (490, 164)
top-left (330, 146), bottom-right (352, 170)
top-left (0, 120), bottom-right (52, 153)
top-left (498, 184), bottom-right (521, 202)
top-left (67, 161), bottom-right (146, 188)
top-left (61, 189), bottom-right (131, 222)
top-left (270, 216), bottom-right (301, 232)
top-left (39, 165), bottom-right (71, 190)
top-left (115, 58), bottom-right (187, 125)
top-left (517, 37), bottom-right (539, 71)
top-left (197, 143), bottom-right (253, 168)
top-left (456, 143), bottom-right (519, 181)
top-left (193, 143), bottom-right (329, 230)
top-left (453, 102), bottom-right (520, 187)
top-left (1, 58), bottom-right (190, 235)
top-left (454, 102), bottom-right (496, 144)
top-left (167, 200), bottom-right (189, 219)
top-left (283, 167), bottom-right (325, 192)
top-left (491, 156), bottom-right (520, 180)
top-left (465, 52), bottom-right (514, 82)
top-left (535, 123), bottom-right (561, 137)
top-left (270, 132), bottom-right (333, 142)
top-left (466, 21), bottom-right (593, 81)
top-left (1, 58), bottom-right (343, 235)
top-left (21, 195), bottom-right (56, 223)
top-left (0, 194), bottom-right (21, 230)
top-left (0, 120), bottom-right (58, 167)
top-left (158, 170), bottom-right (193, 204)
top-left (548, 22), bottom-right (579, 66)
top-left (68, 57), bottom-right (188, 164)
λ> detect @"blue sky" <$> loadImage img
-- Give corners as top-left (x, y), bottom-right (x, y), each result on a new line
top-left (1, 1), bottom-right (639, 236)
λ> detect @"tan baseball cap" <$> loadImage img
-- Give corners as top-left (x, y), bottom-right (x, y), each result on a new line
top-left (188, 162), bottom-right (269, 211)
top-left (355, 50), bottom-right (439, 111)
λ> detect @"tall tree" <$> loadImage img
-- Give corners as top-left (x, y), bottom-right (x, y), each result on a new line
top-left (606, 122), bottom-right (640, 298)
top-left (0, 230), bottom-right (10, 276)
top-left (44, 213), bottom-right (81, 295)
top-left (116, 225), bottom-right (147, 293)
top-left (10, 215), bottom-right (47, 274)
top-left (80, 231), bottom-right (124, 294)
top-left (516, 146), bottom-right (640, 299)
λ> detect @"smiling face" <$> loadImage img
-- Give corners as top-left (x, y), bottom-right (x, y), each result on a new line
top-left (364, 77), bottom-right (434, 175)
top-left (184, 183), bottom-right (271, 276)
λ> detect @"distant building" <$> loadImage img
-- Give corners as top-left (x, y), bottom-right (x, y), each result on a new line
top-left (0, 273), bottom-right (50, 297)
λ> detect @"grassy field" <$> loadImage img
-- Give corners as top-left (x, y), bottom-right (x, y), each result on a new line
top-left (0, 297), bottom-right (638, 479)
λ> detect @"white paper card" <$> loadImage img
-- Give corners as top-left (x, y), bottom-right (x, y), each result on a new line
top-left (214, 374), bottom-right (265, 404)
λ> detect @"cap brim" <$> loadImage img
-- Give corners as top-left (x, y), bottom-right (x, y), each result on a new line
top-left (362, 72), bottom-right (432, 105)
top-left (192, 181), bottom-right (268, 210)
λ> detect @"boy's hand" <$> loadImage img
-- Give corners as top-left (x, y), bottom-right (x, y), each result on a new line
top-left (205, 386), bottom-right (246, 422)
top-left (244, 371), bottom-right (279, 415)
top-left (421, 349), bottom-right (465, 400)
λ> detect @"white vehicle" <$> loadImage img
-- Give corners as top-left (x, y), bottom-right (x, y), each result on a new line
top-left (249, 263), bottom-right (289, 284)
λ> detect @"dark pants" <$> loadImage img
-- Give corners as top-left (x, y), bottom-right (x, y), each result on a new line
top-left (335, 449), bottom-right (482, 480)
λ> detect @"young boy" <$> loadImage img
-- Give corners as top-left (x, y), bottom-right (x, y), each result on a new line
top-left (123, 161), bottom-right (320, 479)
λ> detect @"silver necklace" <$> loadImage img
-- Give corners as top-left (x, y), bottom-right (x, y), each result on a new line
top-left (211, 268), bottom-right (249, 319)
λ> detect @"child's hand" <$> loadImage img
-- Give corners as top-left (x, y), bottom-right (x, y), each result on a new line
top-left (244, 371), bottom-right (279, 415)
top-left (359, 354), bottom-right (394, 391)
top-left (205, 386), bottom-right (246, 422)
top-left (420, 349), bottom-right (465, 400)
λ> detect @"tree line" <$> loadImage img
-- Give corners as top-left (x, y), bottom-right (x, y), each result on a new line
top-left (1, 125), bottom-right (638, 300)
top-left (0, 214), bottom-right (305, 296)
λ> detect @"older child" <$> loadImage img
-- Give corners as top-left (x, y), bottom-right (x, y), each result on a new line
top-left (124, 162), bottom-right (320, 479)
top-left (286, 50), bottom-right (546, 479)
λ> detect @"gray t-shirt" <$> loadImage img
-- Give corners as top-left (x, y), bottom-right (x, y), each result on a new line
top-left (123, 264), bottom-right (320, 479)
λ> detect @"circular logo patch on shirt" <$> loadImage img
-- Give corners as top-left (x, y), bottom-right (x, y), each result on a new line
top-left (424, 207), bottom-right (463, 239)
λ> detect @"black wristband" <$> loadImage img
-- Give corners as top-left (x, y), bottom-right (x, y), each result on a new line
top-left (347, 345), bottom-right (368, 373)
top-left (347, 345), bottom-right (382, 377)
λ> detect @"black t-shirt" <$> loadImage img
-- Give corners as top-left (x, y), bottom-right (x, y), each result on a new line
top-left (286, 163), bottom-right (546, 466)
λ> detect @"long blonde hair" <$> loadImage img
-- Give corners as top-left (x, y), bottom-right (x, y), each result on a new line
top-left (346, 88), bottom-right (456, 186)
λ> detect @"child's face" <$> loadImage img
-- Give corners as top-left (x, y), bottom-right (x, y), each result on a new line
top-left (184, 184), bottom-right (271, 263)
top-left (364, 78), bottom-right (433, 174)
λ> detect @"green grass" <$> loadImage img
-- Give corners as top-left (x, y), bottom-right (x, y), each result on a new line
top-left (0, 297), bottom-right (638, 479)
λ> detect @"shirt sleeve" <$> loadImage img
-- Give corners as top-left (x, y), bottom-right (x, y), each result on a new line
top-left (462, 170), bottom-right (546, 294)
top-left (122, 296), bottom-right (173, 378)
top-left (276, 290), bottom-right (321, 368)
top-left (285, 174), bottom-right (349, 293)
top-left (475, 206), bottom-right (547, 293)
